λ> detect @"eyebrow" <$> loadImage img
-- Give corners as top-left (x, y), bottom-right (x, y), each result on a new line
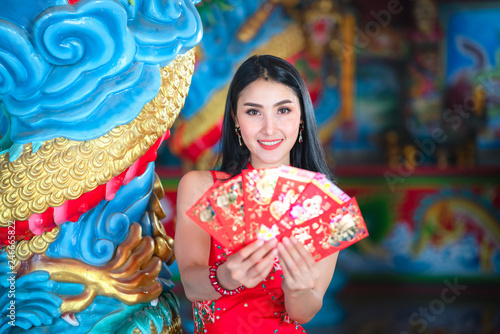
top-left (243, 100), bottom-right (294, 108)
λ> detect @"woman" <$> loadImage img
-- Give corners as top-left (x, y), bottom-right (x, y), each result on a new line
top-left (175, 55), bottom-right (339, 333)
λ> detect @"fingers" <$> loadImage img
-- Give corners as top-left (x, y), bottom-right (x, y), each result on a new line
top-left (277, 237), bottom-right (316, 291)
top-left (246, 247), bottom-right (278, 286)
top-left (224, 238), bottom-right (278, 288)
top-left (279, 237), bottom-right (314, 270)
top-left (245, 238), bottom-right (277, 265)
top-left (237, 238), bottom-right (275, 261)
top-left (291, 237), bottom-right (315, 269)
top-left (230, 238), bottom-right (277, 271)
top-left (234, 239), bottom-right (265, 260)
top-left (277, 238), bottom-right (297, 274)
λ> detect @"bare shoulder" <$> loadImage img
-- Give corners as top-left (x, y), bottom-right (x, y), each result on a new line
top-left (175, 170), bottom-right (214, 269)
top-left (178, 170), bottom-right (214, 192)
top-left (177, 170), bottom-right (214, 208)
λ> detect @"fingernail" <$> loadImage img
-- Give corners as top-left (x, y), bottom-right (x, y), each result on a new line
top-left (283, 237), bottom-right (290, 245)
top-left (290, 236), bottom-right (298, 244)
top-left (256, 240), bottom-right (264, 247)
top-left (269, 238), bottom-right (278, 246)
top-left (277, 243), bottom-right (284, 251)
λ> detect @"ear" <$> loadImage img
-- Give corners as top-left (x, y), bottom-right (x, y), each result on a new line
top-left (232, 110), bottom-right (239, 127)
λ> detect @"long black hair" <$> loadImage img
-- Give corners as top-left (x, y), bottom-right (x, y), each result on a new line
top-left (216, 54), bottom-right (333, 181)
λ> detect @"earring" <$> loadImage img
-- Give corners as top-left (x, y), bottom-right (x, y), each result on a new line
top-left (235, 126), bottom-right (242, 146)
top-left (299, 123), bottom-right (304, 143)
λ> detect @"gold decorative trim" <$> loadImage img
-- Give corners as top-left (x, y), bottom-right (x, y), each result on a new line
top-left (149, 175), bottom-right (175, 265)
top-left (178, 24), bottom-right (305, 149)
top-left (0, 49), bottom-right (195, 225)
top-left (132, 315), bottom-right (181, 334)
top-left (10, 226), bottom-right (61, 270)
top-left (153, 173), bottom-right (166, 200)
top-left (28, 223), bottom-right (163, 313)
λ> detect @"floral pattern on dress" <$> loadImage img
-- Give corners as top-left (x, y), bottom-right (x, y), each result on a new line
top-left (278, 310), bottom-right (305, 332)
top-left (197, 235), bottom-right (306, 333)
top-left (214, 244), bottom-right (232, 262)
top-left (194, 300), bottom-right (216, 334)
top-left (272, 258), bottom-right (282, 273)
top-left (197, 171), bottom-right (307, 333)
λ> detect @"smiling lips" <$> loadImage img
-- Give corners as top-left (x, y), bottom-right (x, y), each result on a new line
top-left (257, 139), bottom-right (283, 150)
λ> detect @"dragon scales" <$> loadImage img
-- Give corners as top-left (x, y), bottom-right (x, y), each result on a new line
top-left (0, 0), bottom-right (202, 332)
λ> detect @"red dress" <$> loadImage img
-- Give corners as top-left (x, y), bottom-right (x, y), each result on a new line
top-left (192, 171), bottom-right (306, 334)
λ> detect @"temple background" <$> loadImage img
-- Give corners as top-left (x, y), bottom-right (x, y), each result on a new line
top-left (156, 0), bottom-right (500, 333)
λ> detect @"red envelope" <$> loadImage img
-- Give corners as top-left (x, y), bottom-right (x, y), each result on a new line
top-left (242, 166), bottom-right (319, 242)
top-left (207, 175), bottom-right (246, 250)
top-left (276, 176), bottom-right (347, 232)
top-left (185, 185), bottom-right (233, 248)
top-left (242, 168), bottom-right (281, 242)
top-left (312, 174), bottom-right (351, 204)
top-left (268, 167), bottom-right (319, 221)
top-left (278, 197), bottom-right (369, 261)
top-left (257, 167), bottom-right (319, 241)
top-left (186, 166), bottom-right (369, 258)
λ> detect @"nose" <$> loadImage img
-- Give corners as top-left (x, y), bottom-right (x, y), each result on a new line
top-left (262, 114), bottom-right (277, 135)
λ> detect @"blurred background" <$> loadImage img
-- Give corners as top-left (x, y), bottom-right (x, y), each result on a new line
top-left (156, 0), bottom-right (500, 333)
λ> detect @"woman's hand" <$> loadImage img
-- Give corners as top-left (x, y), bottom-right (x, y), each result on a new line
top-left (217, 239), bottom-right (278, 290)
top-left (277, 236), bottom-right (319, 297)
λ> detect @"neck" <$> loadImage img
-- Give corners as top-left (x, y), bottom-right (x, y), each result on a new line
top-left (248, 157), bottom-right (290, 169)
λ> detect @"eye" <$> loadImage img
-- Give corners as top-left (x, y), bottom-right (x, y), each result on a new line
top-left (246, 109), bottom-right (260, 116)
top-left (278, 107), bottom-right (291, 114)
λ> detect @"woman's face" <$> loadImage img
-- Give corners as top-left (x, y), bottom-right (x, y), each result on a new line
top-left (235, 79), bottom-right (302, 169)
